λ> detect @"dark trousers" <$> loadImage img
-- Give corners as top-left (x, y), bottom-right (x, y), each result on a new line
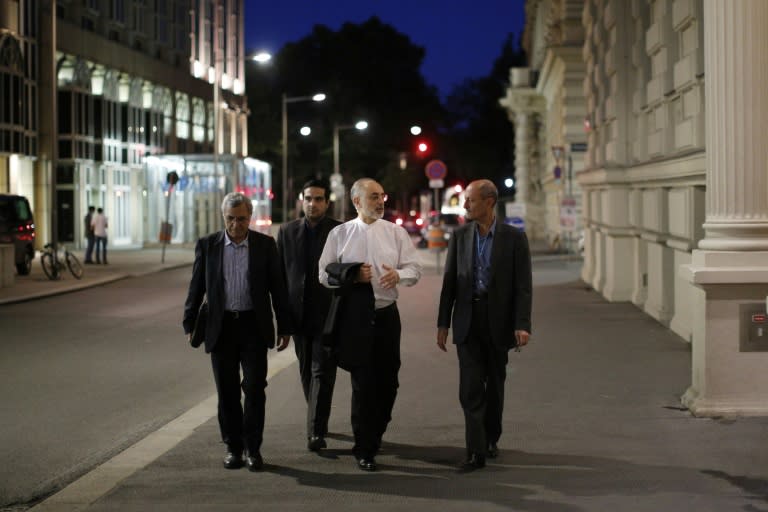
top-left (294, 332), bottom-right (337, 437)
top-left (84, 235), bottom-right (95, 262)
top-left (94, 236), bottom-right (107, 263)
top-left (456, 297), bottom-right (509, 455)
top-left (210, 311), bottom-right (267, 454)
top-left (349, 303), bottom-right (401, 459)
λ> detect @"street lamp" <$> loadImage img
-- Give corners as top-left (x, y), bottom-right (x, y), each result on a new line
top-left (282, 93), bottom-right (326, 222)
top-left (333, 121), bottom-right (368, 221)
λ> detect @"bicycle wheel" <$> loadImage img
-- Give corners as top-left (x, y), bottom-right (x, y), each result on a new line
top-left (41, 252), bottom-right (59, 280)
top-left (65, 251), bottom-right (84, 279)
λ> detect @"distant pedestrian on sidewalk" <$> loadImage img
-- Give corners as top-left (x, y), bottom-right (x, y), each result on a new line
top-left (436, 179), bottom-right (532, 471)
top-left (319, 178), bottom-right (422, 472)
top-left (277, 179), bottom-right (341, 453)
top-left (83, 206), bottom-right (95, 264)
top-left (91, 207), bottom-right (108, 264)
top-left (183, 192), bottom-right (293, 472)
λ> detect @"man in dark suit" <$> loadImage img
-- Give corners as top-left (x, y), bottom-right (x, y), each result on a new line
top-left (437, 179), bottom-right (532, 471)
top-left (276, 179), bottom-right (341, 452)
top-left (183, 192), bottom-right (293, 472)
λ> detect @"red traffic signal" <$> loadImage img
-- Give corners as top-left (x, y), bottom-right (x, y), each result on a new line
top-left (415, 139), bottom-right (431, 157)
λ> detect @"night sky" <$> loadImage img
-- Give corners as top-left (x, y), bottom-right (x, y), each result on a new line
top-left (243, 0), bottom-right (527, 98)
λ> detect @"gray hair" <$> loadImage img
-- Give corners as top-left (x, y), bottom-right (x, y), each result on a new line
top-left (220, 192), bottom-right (253, 215)
top-left (350, 178), bottom-right (378, 201)
top-left (473, 179), bottom-right (498, 205)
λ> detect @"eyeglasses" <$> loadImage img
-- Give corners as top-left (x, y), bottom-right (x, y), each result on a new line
top-left (368, 193), bottom-right (388, 203)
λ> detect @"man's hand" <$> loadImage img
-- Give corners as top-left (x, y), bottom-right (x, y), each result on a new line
top-left (379, 264), bottom-right (400, 289)
top-left (276, 335), bottom-right (291, 351)
top-left (187, 333), bottom-right (192, 344)
top-left (356, 263), bottom-right (373, 283)
top-left (515, 330), bottom-right (530, 348)
top-left (436, 327), bottom-right (449, 352)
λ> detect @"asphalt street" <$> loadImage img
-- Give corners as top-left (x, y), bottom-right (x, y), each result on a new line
top-left (2, 247), bottom-right (768, 511)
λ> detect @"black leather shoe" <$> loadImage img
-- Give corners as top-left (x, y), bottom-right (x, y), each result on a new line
top-left (308, 436), bottom-right (327, 452)
top-left (357, 457), bottom-right (377, 471)
top-left (246, 452), bottom-right (263, 472)
top-left (460, 453), bottom-right (486, 471)
top-left (487, 443), bottom-right (499, 459)
top-left (223, 451), bottom-right (244, 469)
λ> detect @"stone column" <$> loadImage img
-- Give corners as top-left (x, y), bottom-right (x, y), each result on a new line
top-left (514, 112), bottom-right (529, 204)
top-left (499, 68), bottom-right (546, 240)
top-left (681, 0), bottom-right (768, 416)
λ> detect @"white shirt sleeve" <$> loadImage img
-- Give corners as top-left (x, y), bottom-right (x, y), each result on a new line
top-left (318, 226), bottom-right (340, 288)
top-left (393, 225), bottom-right (421, 287)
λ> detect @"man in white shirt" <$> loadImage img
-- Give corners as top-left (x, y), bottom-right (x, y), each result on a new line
top-left (319, 178), bottom-right (422, 471)
top-left (91, 207), bottom-right (108, 264)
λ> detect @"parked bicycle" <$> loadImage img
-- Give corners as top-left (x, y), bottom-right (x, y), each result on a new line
top-left (40, 243), bottom-right (84, 280)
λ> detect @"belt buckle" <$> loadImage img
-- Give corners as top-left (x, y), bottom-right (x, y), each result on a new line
top-left (231, 310), bottom-right (240, 319)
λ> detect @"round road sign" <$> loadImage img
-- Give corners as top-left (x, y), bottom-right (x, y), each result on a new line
top-left (425, 159), bottom-right (447, 180)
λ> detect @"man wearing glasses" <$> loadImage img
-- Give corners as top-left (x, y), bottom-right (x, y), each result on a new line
top-left (319, 178), bottom-right (422, 471)
top-left (183, 192), bottom-right (293, 472)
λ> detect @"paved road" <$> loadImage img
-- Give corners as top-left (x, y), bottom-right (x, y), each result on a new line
top-left (6, 253), bottom-right (768, 511)
top-left (0, 268), bottom-right (213, 508)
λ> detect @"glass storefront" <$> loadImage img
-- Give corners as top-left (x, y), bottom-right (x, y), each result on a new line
top-left (144, 154), bottom-right (271, 244)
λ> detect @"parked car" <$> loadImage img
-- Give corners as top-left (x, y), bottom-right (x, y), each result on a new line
top-left (0, 194), bottom-right (36, 275)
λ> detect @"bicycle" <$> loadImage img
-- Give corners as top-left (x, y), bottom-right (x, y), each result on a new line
top-left (40, 243), bottom-right (84, 280)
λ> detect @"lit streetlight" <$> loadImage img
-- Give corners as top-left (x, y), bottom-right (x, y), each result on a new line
top-left (250, 51), bottom-right (272, 64)
top-left (282, 93), bottom-right (326, 222)
top-left (332, 120), bottom-right (368, 220)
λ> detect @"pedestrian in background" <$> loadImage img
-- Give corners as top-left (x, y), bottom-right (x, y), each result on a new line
top-left (277, 179), bottom-right (342, 453)
top-left (436, 179), bottom-right (532, 471)
top-left (83, 206), bottom-right (95, 264)
top-left (91, 207), bottom-right (108, 264)
top-left (183, 192), bottom-right (293, 472)
top-left (319, 178), bottom-right (422, 472)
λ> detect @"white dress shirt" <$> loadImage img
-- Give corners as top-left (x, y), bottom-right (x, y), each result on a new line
top-left (319, 217), bottom-right (422, 309)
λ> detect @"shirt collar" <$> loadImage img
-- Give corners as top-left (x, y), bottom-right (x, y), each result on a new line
top-left (224, 230), bottom-right (249, 247)
top-left (475, 217), bottom-right (497, 238)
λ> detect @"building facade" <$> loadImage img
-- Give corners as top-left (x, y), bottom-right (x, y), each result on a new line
top-left (0, 0), bottom-right (250, 248)
top-left (502, 0), bottom-right (768, 416)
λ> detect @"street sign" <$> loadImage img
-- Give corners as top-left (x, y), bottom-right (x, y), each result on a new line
top-left (560, 195), bottom-right (578, 232)
top-left (570, 142), bottom-right (588, 152)
top-left (425, 159), bottom-right (447, 180)
top-left (429, 179), bottom-right (444, 189)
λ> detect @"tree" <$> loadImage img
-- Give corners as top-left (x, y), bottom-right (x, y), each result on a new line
top-left (246, 17), bottom-right (445, 218)
top-left (441, 33), bottom-right (527, 194)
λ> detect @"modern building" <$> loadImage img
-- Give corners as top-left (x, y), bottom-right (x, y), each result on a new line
top-left (0, 0), bottom-right (255, 249)
top-left (501, 0), bottom-right (768, 416)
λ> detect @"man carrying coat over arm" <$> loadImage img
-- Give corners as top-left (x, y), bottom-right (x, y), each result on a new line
top-left (183, 192), bottom-right (293, 472)
top-left (436, 179), bottom-right (532, 471)
top-left (319, 178), bottom-right (422, 472)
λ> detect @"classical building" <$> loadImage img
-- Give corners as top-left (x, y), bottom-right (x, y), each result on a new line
top-left (0, 0), bottom-right (253, 248)
top-left (501, 0), bottom-right (768, 416)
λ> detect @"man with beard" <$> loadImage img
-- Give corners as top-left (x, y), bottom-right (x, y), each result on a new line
top-left (277, 179), bottom-right (341, 452)
top-left (319, 178), bottom-right (422, 471)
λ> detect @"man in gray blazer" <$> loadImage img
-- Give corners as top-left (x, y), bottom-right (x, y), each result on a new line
top-left (437, 179), bottom-right (532, 471)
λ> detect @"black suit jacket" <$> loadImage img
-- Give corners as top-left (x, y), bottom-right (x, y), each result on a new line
top-left (183, 230), bottom-right (294, 352)
top-left (437, 220), bottom-right (532, 351)
top-left (276, 216), bottom-right (341, 334)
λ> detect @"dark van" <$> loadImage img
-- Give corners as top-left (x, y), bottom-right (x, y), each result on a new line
top-left (0, 194), bottom-right (36, 275)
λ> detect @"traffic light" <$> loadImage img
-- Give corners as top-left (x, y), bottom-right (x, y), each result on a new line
top-left (415, 139), bottom-right (431, 158)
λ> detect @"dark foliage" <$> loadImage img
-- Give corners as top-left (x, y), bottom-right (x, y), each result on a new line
top-left (245, 18), bottom-right (525, 217)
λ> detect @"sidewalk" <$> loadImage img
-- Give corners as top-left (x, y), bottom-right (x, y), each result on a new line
top-left (0, 246), bottom-right (195, 305)
top-left (18, 251), bottom-right (768, 511)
